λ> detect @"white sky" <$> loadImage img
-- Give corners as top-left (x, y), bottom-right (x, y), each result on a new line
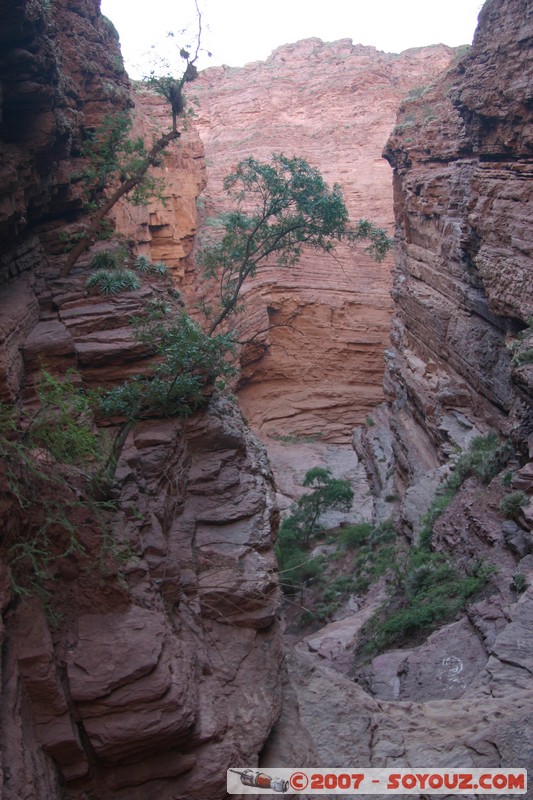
top-left (101, 0), bottom-right (485, 77)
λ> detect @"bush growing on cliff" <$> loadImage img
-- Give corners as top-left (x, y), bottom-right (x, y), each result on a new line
top-left (132, 255), bottom-right (169, 276)
top-left (275, 524), bottom-right (324, 596)
top-left (419, 433), bottom-right (513, 549)
top-left (25, 370), bottom-right (104, 466)
top-left (85, 250), bottom-right (172, 295)
top-left (508, 317), bottom-right (533, 366)
top-left (275, 467), bottom-right (354, 595)
top-left (86, 267), bottom-right (141, 295)
top-left (363, 554), bottom-right (495, 653)
top-left (451, 433), bottom-right (513, 486)
top-left (500, 490), bottom-right (528, 519)
top-left (357, 436), bottom-right (508, 654)
top-left (197, 154), bottom-right (392, 335)
top-left (0, 371), bottom-right (114, 600)
top-left (100, 311), bottom-right (235, 419)
top-left (89, 249), bottom-right (123, 270)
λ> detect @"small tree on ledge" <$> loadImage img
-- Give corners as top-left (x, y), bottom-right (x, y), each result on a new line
top-left (197, 153), bottom-right (392, 335)
top-left (62, 2), bottom-right (204, 276)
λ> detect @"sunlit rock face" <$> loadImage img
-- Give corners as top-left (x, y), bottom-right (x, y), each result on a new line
top-left (110, 92), bottom-right (207, 283)
top-left (189, 39), bottom-right (458, 443)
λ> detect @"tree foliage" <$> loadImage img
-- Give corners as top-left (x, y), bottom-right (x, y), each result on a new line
top-left (63, 119), bottom-right (182, 276)
top-left (62, 7), bottom-right (204, 276)
top-left (79, 112), bottom-right (165, 209)
top-left (275, 467), bottom-right (354, 595)
top-left (198, 154), bottom-right (392, 334)
top-left (290, 467), bottom-right (355, 548)
top-left (100, 311), bottom-right (234, 419)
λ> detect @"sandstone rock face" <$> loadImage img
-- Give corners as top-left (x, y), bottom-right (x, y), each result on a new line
top-left (0, 263), bottom-right (284, 799)
top-left (2, 0), bottom-right (533, 794)
top-left (378, 0), bottom-right (533, 514)
top-left (110, 94), bottom-right (206, 283)
top-left (258, 0), bottom-right (533, 787)
top-left (0, 0), bottom-right (132, 401)
top-left (56, 396), bottom-right (281, 800)
top-left (188, 40), bottom-right (458, 442)
top-left (0, 3), bottom-right (285, 798)
top-left (293, 0), bottom-right (533, 788)
top-left (0, 0), bottom-right (130, 278)
top-left (275, 595), bottom-right (533, 778)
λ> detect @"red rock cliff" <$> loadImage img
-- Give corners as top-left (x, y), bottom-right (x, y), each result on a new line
top-left (0, 2), bottom-right (285, 799)
top-left (379, 0), bottom-right (533, 524)
top-left (186, 40), bottom-right (458, 443)
top-left (270, 0), bottom-right (533, 777)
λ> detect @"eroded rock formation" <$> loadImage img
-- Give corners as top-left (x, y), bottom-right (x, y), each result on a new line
top-left (0, 2), bottom-right (284, 798)
top-left (0, 0), bottom-right (130, 286)
top-left (1, 0), bottom-right (533, 794)
top-left (378, 0), bottom-right (533, 515)
top-left (185, 41), bottom-right (458, 443)
top-left (288, 0), bottom-right (532, 785)
top-left (109, 93), bottom-right (206, 282)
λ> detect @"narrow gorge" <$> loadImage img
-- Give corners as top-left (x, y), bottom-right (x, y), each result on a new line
top-left (0, 0), bottom-right (531, 798)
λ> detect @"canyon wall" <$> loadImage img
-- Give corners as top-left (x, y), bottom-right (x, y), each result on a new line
top-left (185, 41), bottom-right (458, 443)
top-left (125, 41), bottom-right (459, 510)
top-left (0, 0), bottom-right (131, 287)
top-left (0, 2), bottom-right (285, 798)
top-left (1, 0), bottom-right (532, 794)
top-left (273, 0), bottom-right (533, 784)
top-left (372, 0), bottom-right (533, 526)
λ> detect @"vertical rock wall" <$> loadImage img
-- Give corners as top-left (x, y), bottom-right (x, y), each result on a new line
top-left (0, 0), bottom-right (131, 402)
top-left (187, 41), bottom-right (458, 442)
top-left (273, 2), bottom-right (533, 782)
top-left (0, 2), bottom-right (285, 798)
top-left (109, 93), bottom-right (207, 281)
top-left (0, 0), bottom-right (131, 282)
top-left (379, 0), bottom-right (533, 522)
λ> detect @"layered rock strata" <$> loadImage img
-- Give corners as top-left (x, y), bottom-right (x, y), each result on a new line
top-left (1, 268), bottom-right (284, 800)
top-left (109, 93), bottom-right (206, 282)
top-left (264, 2), bottom-right (533, 786)
top-left (376, 0), bottom-right (533, 522)
top-left (0, 0), bottom-right (130, 284)
top-left (184, 40), bottom-right (458, 442)
top-left (0, 3), bottom-right (285, 798)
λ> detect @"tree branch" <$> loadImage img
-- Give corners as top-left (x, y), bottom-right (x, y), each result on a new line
top-left (62, 130), bottom-right (181, 276)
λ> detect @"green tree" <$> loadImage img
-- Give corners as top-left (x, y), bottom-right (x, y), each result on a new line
top-left (275, 523), bottom-right (323, 596)
top-left (100, 311), bottom-right (234, 420)
top-left (62, 8), bottom-right (203, 276)
top-left (275, 467), bottom-right (354, 596)
top-left (293, 467), bottom-right (354, 547)
top-left (198, 154), bottom-right (392, 335)
top-left (282, 467), bottom-right (354, 550)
